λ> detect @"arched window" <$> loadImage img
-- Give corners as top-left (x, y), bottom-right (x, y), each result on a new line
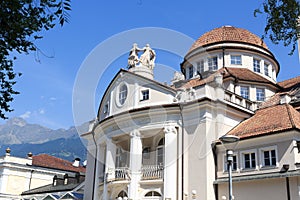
top-left (156, 138), bottom-right (164, 166)
top-left (119, 84), bottom-right (128, 105)
top-left (117, 190), bottom-right (128, 199)
top-left (145, 191), bottom-right (162, 197)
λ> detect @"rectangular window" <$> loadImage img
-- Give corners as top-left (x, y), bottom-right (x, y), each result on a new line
top-left (141, 90), bottom-right (149, 101)
top-left (256, 88), bottom-right (265, 101)
top-left (243, 152), bottom-right (256, 169)
top-left (208, 57), bottom-right (218, 71)
top-left (240, 86), bottom-right (249, 99)
top-left (231, 55), bottom-right (242, 65)
top-left (224, 154), bottom-right (237, 171)
top-left (188, 66), bottom-right (194, 79)
top-left (264, 64), bottom-right (269, 77)
top-left (263, 149), bottom-right (276, 167)
top-left (253, 59), bottom-right (261, 72)
top-left (197, 60), bottom-right (204, 73)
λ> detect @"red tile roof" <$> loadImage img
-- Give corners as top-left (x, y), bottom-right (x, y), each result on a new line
top-left (188, 26), bottom-right (268, 53)
top-left (227, 104), bottom-right (300, 138)
top-left (223, 67), bottom-right (275, 84)
top-left (180, 67), bottom-right (275, 89)
top-left (32, 154), bottom-right (86, 173)
top-left (278, 76), bottom-right (300, 89)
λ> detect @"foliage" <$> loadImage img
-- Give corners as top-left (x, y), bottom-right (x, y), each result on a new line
top-left (255, 0), bottom-right (300, 55)
top-left (0, 0), bottom-right (71, 119)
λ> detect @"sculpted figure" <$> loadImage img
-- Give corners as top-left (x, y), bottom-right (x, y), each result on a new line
top-left (140, 44), bottom-right (156, 69)
top-left (127, 43), bottom-right (142, 68)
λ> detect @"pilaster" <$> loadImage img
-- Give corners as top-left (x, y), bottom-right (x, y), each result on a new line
top-left (163, 125), bottom-right (178, 200)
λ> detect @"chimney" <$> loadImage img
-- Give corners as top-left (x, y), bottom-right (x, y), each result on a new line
top-left (5, 147), bottom-right (11, 156)
top-left (27, 152), bottom-right (33, 159)
top-left (72, 158), bottom-right (81, 167)
top-left (83, 160), bottom-right (87, 167)
top-left (280, 94), bottom-right (291, 104)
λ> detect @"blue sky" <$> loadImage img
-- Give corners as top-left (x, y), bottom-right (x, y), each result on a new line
top-left (5, 0), bottom-right (300, 129)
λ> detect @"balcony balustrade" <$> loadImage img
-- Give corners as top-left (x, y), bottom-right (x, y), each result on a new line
top-left (141, 165), bottom-right (164, 180)
top-left (224, 90), bottom-right (257, 111)
top-left (115, 167), bottom-right (130, 180)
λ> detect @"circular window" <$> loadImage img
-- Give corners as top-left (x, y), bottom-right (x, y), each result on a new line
top-left (118, 84), bottom-right (128, 105)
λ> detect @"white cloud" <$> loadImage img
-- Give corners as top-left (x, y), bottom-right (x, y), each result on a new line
top-left (20, 111), bottom-right (31, 119)
top-left (50, 97), bottom-right (57, 101)
top-left (39, 109), bottom-right (45, 114)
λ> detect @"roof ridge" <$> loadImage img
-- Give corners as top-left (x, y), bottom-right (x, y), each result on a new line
top-left (285, 104), bottom-right (296, 128)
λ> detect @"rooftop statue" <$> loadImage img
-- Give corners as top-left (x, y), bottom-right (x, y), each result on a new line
top-left (128, 43), bottom-right (142, 68)
top-left (127, 43), bottom-right (156, 69)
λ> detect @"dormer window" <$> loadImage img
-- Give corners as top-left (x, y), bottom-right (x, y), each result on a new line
top-left (208, 57), bottom-right (218, 71)
top-left (231, 55), bottom-right (242, 65)
top-left (253, 59), bottom-right (261, 73)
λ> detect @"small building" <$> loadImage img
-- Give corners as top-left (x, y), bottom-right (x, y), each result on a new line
top-left (21, 172), bottom-right (85, 200)
top-left (0, 149), bottom-right (85, 200)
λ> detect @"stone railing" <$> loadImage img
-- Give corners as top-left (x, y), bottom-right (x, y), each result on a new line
top-left (115, 167), bottom-right (130, 180)
top-left (141, 165), bottom-right (164, 180)
top-left (224, 90), bottom-right (257, 111)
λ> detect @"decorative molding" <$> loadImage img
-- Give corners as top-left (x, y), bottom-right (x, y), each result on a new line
top-left (163, 125), bottom-right (177, 134)
top-left (130, 130), bottom-right (140, 138)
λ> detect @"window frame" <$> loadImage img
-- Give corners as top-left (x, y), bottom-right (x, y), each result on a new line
top-left (118, 84), bottom-right (128, 106)
top-left (188, 65), bottom-right (194, 79)
top-left (253, 58), bottom-right (261, 73)
top-left (259, 146), bottom-right (278, 168)
top-left (156, 138), bottom-right (165, 166)
top-left (256, 87), bottom-right (265, 101)
top-left (116, 147), bottom-right (128, 168)
top-left (240, 149), bottom-right (257, 170)
top-left (208, 56), bottom-right (218, 71)
top-left (264, 63), bottom-right (270, 77)
top-left (240, 86), bottom-right (249, 99)
top-left (140, 89), bottom-right (150, 101)
top-left (223, 153), bottom-right (238, 172)
top-left (197, 59), bottom-right (205, 73)
top-left (230, 55), bottom-right (242, 65)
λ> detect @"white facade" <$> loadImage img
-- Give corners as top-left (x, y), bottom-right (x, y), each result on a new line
top-left (83, 26), bottom-right (300, 200)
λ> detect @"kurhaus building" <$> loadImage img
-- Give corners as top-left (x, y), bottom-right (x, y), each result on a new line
top-left (83, 26), bottom-right (300, 200)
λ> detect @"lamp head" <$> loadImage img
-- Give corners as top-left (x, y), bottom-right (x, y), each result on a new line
top-left (219, 135), bottom-right (240, 150)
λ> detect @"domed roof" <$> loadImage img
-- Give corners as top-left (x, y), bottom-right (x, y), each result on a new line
top-left (188, 26), bottom-right (268, 53)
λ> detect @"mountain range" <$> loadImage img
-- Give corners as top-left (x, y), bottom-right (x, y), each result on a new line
top-left (0, 117), bottom-right (88, 162)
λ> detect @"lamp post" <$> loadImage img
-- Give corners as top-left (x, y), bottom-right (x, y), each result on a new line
top-left (219, 135), bottom-right (240, 200)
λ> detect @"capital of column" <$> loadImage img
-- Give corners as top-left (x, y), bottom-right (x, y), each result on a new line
top-left (163, 125), bottom-right (177, 134)
top-left (130, 130), bottom-right (140, 138)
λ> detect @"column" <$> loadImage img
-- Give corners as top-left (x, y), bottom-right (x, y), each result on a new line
top-left (128, 130), bottom-right (142, 200)
top-left (103, 139), bottom-right (116, 200)
top-left (94, 144), bottom-right (106, 199)
top-left (105, 139), bottom-right (116, 180)
top-left (83, 141), bottom-right (97, 200)
top-left (164, 125), bottom-right (178, 200)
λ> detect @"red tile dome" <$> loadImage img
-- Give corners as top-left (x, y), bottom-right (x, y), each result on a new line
top-left (188, 26), bottom-right (268, 53)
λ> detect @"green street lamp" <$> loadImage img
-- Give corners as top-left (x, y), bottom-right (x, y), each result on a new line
top-left (219, 135), bottom-right (240, 200)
